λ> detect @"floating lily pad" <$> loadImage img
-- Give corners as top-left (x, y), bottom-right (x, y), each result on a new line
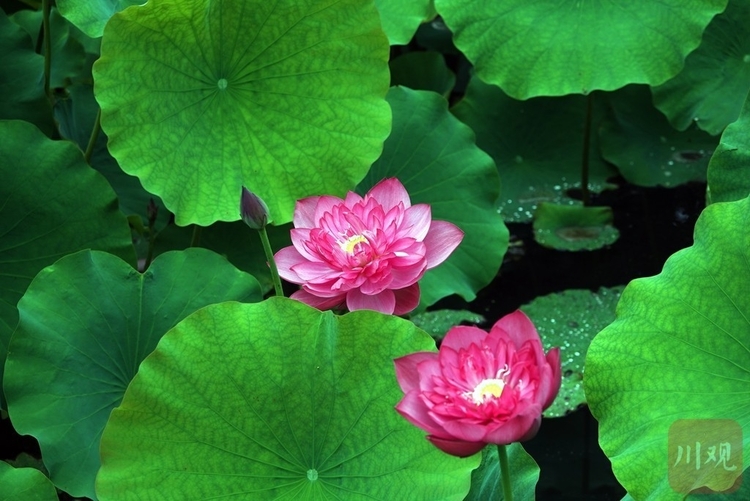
top-left (4, 249), bottom-right (261, 499)
top-left (411, 309), bottom-right (485, 340)
top-left (434, 0), bottom-right (727, 99)
top-left (359, 87), bottom-right (508, 307)
top-left (533, 204), bottom-right (619, 251)
top-left (56, 0), bottom-right (144, 38)
top-left (600, 85), bottom-right (717, 187)
top-left (707, 90), bottom-right (750, 204)
top-left (376, 0), bottom-right (435, 45)
top-left (452, 77), bottom-right (617, 222)
top-left (0, 462), bottom-right (58, 501)
top-left (464, 444), bottom-right (540, 501)
top-left (584, 196), bottom-right (750, 500)
top-left (94, 0), bottom-right (391, 226)
top-left (96, 298), bottom-right (478, 500)
top-left (0, 11), bottom-right (55, 136)
top-left (0, 120), bottom-right (133, 410)
top-left (521, 287), bottom-right (624, 418)
top-left (652, 0), bottom-right (750, 136)
top-left (390, 51), bottom-right (455, 97)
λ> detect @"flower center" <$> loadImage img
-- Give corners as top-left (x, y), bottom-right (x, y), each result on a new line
top-left (470, 378), bottom-right (505, 404)
top-left (465, 364), bottom-right (511, 405)
top-left (339, 234), bottom-right (368, 254)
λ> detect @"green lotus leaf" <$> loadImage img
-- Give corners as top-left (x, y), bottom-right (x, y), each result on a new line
top-left (464, 444), bottom-right (539, 501)
top-left (55, 83), bottom-right (170, 227)
top-left (707, 90), bottom-right (750, 204)
top-left (600, 86), bottom-right (717, 187)
top-left (152, 220), bottom-right (293, 293)
top-left (0, 11), bottom-right (55, 136)
top-left (96, 298), bottom-right (478, 500)
top-left (652, 0), bottom-right (750, 136)
top-left (359, 87), bottom-right (508, 307)
top-left (0, 462), bottom-right (58, 501)
top-left (376, 0), bottom-right (435, 45)
top-left (434, 0), bottom-right (728, 99)
top-left (521, 287), bottom-right (624, 418)
top-left (10, 8), bottom-right (86, 89)
top-left (390, 51), bottom-right (455, 97)
top-left (0, 120), bottom-right (133, 410)
top-left (411, 309), bottom-right (485, 341)
top-left (56, 0), bottom-right (143, 38)
top-left (533, 204), bottom-right (618, 252)
top-left (584, 196), bottom-right (750, 500)
top-left (452, 77), bottom-right (617, 223)
top-left (415, 17), bottom-right (459, 55)
top-left (4, 248), bottom-right (262, 499)
top-left (93, 0), bottom-right (391, 226)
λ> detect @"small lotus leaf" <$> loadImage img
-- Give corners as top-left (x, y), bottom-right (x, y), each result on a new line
top-left (521, 287), bottom-right (624, 418)
top-left (0, 462), bottom-right (58, 501)
top-left (411, 309), bottom-right (485, 341)
top-left (533, 204), bottom-right (619, 252)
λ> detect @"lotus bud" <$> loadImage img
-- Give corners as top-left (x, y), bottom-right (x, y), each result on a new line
top-left (240, 186), bottom-right (270, 230)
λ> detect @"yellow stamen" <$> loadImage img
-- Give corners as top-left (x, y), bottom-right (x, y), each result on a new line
top-left (339, 234), bottom-right (368, 254)
top-left (470, 378), bottom-right (506, 405)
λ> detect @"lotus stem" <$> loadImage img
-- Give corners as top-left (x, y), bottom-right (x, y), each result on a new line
top-left (580, 92), bottom-right (593, 206)
top-left (84, 108), bottom-right (102, 164)
top-left (259, 226), bottom-right (284, 297)
top-left (498, 444), bottom-right (513, 501)
top-left (42, 0), bottom-right (51, 100)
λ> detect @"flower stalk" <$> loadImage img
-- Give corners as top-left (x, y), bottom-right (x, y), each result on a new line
top-left (498, 444), bottom-right (513, 501)
top-left (240, 187), bottom-right (283, 297)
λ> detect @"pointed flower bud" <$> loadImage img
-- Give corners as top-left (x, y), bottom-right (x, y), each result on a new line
top-left (240, 186), bottom-right (270, 230)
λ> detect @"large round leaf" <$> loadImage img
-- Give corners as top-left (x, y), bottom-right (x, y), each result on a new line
top-left (96, 298), bottom-right (478, 500)
top-left (358, 87), bottom-right (508, 307)
top-left (707, 91), bottom-right (750, 204)
top-left (0, 462), bottom-right (58, 501)
top-left (434, 0), bottom-right (727, 99)
top-left (376, 0), bottom-right (435, 45)
top-left (652, 0), bottom-right (750, 136)
top-left (584, 196), bottom-right (750, 499)
top-left (600, 85), bottom-right (717, 187)
top-left (57, 0), bottom-right (143, 38)
top-left (452, 77), bottom-right (617, 222)
top-left (0, 12), bottom-right (55, 135)
top-left (4, 248), bottom-right (262, 499)
top-left (0, 120), bottom-right (133, 410)
top-left (93, 0), bottom-right (391, 226)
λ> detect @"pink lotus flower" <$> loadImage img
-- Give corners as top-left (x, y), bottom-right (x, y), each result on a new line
top-left (275, 178), bottom-right (463, 315)
top-left (394, 311), bottom-right (561, 457)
